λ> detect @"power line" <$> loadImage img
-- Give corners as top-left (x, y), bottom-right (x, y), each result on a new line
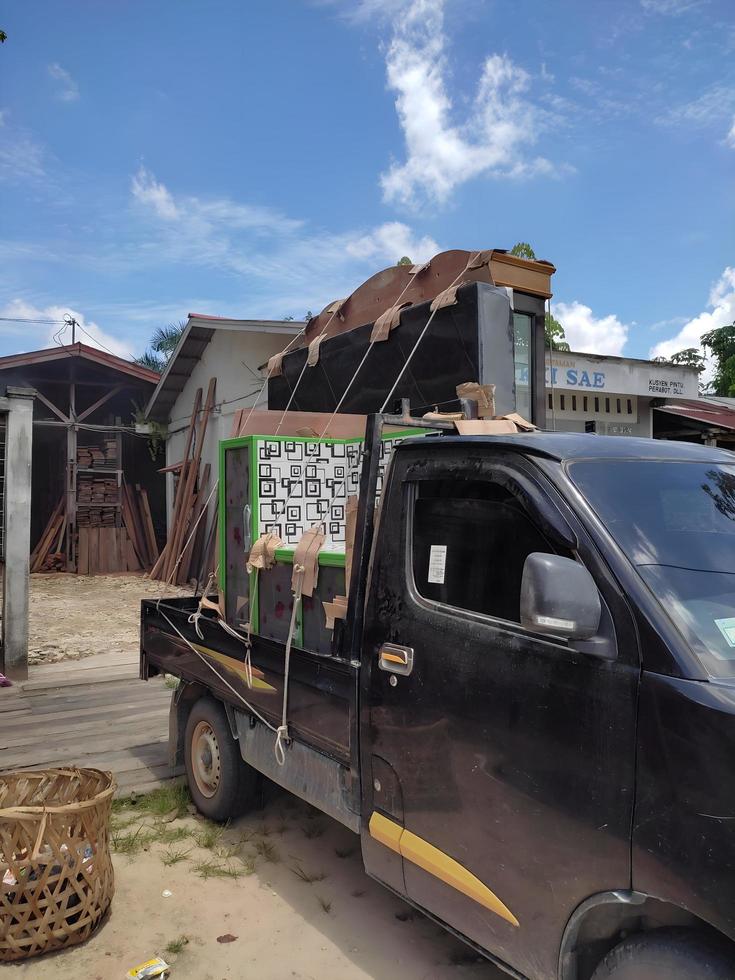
top-left (0, 316), bottom-right (64, 324)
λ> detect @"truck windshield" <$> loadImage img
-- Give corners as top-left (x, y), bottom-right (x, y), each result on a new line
top-left (569, 459), bottom-right (735, 679)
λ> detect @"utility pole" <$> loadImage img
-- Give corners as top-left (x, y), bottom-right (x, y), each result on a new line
top-left (63, 313), bottom-right (77, 344)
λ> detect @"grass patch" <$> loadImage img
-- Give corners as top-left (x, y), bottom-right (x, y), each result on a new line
top-left (111, 826), bottom-right (154, 855)
top-left (112, 782), bottom-right (190, 819)
top-left (194, 822), bottom-right (226, 850)
top-left (254, 839), bottom-right (279, 863)
top-left (161, 846), bottom-right (192, 867)
top-left (135, 783), bottom-right (190, 818)
top-left (164, 935), bottom-right (189, 956)
top-left (110, 813), bottom-right (138, 834)
top-left (291, 863), bottom-right (327, 884)
top-left (317, 896), bottom-right (332, 914)
top-left (164, 675), bottom-right (180, 690)
top-left (192, 859), bottom-right (248, 880)
top-left (153, 825), bottom-right (193, 845)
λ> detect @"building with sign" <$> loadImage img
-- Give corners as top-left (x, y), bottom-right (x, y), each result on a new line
top-left (543, 350), bottom-right (700, 437)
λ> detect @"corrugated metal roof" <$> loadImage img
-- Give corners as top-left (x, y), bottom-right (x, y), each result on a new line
top-left (0, 342), bottom-right (160, 384)
top-left (655, 399), bottom-right (735, 432)
top-left (144, 315), bottom-right (300, 422)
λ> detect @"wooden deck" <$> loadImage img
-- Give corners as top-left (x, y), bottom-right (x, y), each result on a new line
top-left (0, 650), bottom-right (175, 796)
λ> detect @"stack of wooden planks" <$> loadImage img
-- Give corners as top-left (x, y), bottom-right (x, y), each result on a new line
top-left (149, 379), bottom-right (218, 586)
top-left (30, 498), bottom-right (67, 572)
top-left (30, 483), bottom-right (159, 576)
top-left (77, 440), bottom-right (117, 468)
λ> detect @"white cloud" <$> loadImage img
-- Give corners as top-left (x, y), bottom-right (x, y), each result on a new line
top-left (552, 301), bottom-right (629, 355)
top-left (726, 116), bottom-right (735, 148)
top-left (379, 0), bottom-right (565, 207)
top-left (0, 299), bottom-right (135, 359)
top-left (658, 83), bottom-right (735, 129)
top-left (641, 0), bottom-right (706, 13)
top-left (48, 63), bottom-right (79, 102)
top-left (649, 267), bottom-right (735, 385)
top-left (0, 111), bottom-right (45, 183)
top-left (344, 221), bottom-right (438, 262)
top-left (131, 166), bottom-right (179, 220)
top-left (131, 165), bottom-right (302, 233)
top-left (129, 167), bottom-right (440, 290)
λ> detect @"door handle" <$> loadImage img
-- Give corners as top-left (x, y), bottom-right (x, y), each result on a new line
top-left (379, 643), bottom-right (414, 676)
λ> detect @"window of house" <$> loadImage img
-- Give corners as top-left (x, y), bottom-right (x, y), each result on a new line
top-left (411, 479), bottom-right (565, 624)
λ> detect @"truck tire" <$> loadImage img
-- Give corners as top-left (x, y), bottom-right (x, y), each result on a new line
top-left (591, 928), bottom-right (734, 979)
top-left (184, 696), bottom-right (259, 821)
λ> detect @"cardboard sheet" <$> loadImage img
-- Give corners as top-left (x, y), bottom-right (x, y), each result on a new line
top-left (323, 594), bottom-right (348, 631)
top-left (292, 526), bottom-right (325, 596)
top-left (246, 531), bottom-right (284, 573)
top-left (267, 351), bottom-right (284, 378)
top-left (430, 280), bottom-right (469, 313)
top-left (456, 381), bottom-right (496, 418)
top-left (370, 301), bottom-right (411, 343)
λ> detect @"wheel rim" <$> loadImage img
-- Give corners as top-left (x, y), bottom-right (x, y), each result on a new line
top-left (191, 720), bottom-right (221, 798)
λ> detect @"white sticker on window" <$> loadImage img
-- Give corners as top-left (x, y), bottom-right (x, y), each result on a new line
top-left (715, 617), bottom-right (735, 647)
top-left (428, 545), bottom-right (447, 585)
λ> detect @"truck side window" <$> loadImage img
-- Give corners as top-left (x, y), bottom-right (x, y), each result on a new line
top-left (411, 479), bottom-right (565, 624)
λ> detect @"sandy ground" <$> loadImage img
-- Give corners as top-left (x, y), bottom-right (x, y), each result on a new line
top-left (6, 790), bottom-right (503, 980)
top-left (27, 573), bottom-right (190, 665)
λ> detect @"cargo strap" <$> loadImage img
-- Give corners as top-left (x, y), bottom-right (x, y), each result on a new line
top-left (275, 564), bottom-right (305, 767)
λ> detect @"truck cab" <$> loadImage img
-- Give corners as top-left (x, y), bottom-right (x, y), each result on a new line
top-left (142, 430), bottom-right (735, 979)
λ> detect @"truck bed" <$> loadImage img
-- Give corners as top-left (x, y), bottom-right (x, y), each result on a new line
top-left (140, 596), bottom-right (357, 767)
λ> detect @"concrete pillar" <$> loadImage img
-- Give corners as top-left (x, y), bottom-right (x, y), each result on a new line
top-left (2, 386), bottom-right (35, 679)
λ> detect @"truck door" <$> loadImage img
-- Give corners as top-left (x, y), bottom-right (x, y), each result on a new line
top-left (359, 444), bottom-right (639, 980)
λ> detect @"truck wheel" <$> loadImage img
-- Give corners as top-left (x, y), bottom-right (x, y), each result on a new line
top-left (591, 928), bottom-right (734, 979)
top-left (184, 697), bottom-right (259, 821)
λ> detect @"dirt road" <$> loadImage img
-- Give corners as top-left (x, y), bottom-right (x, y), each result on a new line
top-left (27, 573), bottom-right (188, 665)
top-left (5, 788), bottom-right (502, 980)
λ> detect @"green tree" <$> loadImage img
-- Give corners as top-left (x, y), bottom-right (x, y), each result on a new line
top-left (701, 322), bottom-right (735, 396)
top-left (397, 256), bottom-right (413, 266)
top-left (510, 242), bottom-right (536, 260)
top-left (545, 311), bottom-right (570, 351)
top-left (135, 321), bottom-right (185, 374)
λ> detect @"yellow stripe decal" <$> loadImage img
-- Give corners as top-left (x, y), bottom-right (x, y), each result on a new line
top-left (369, 812), bottom-right (519, 927)
top-left (189, 643), bottom-right (277, 693)
top-left (369, 811), bottom-right (403, 854)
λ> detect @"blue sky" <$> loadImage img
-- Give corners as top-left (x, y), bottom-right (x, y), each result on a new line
top-left (0, 0), bottom-right (733, 364)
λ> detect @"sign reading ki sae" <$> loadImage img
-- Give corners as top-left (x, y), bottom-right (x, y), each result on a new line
top-left (543, 353), bottom-right (698, 399)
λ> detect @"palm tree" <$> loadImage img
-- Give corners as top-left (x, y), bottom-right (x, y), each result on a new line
top-left (135, 321), bottom-right (185, 373)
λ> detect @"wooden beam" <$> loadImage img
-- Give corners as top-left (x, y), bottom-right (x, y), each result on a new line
top-left (76, 384), bottom-right (124, 422)
top-left (22, 384), bottom-right (69, 423)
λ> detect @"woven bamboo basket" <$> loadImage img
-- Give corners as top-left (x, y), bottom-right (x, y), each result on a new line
top-left (0, 768), bottom-right (115, 961)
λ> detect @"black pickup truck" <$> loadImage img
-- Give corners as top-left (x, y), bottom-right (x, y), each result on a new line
top-left (141, 423), bottom-right (735, 980)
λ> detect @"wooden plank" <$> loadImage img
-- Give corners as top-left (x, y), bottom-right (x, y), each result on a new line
top-left (150, 387), bottom-right (203, 580)
top-left (78, 527), bottom-right (89, 575)
top-left (88, 527), bottom-right (99, 575)
top-left (121, 485), bottom-right (148, 567)
top-left (125, 531), bottom-right (142, 571)
top-left (137, 486), bottom-right (159, 563)
top-left (178, 463), bottom-right (210, 584)
top-left (230, 408), bottom-right (244, 437)
top-left (164, 378), bottom-right (216, 582)
top-left (30, 502), bottom-right (65, 572)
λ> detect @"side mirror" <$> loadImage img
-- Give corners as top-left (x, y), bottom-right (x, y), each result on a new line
top-left (520, 553), bottom-right (601, 641)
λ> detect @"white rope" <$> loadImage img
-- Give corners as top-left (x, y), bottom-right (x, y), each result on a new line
top-left (240, 327), bottom-right (306, 436)
top-left (262, 272), bottom-right (420, 537)
top-left (157, 607), bottom-right (280, 739)
top-left (165, 479), bottom-right (220, 587)
top-left (275, 563), bottom-right (304, 766)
